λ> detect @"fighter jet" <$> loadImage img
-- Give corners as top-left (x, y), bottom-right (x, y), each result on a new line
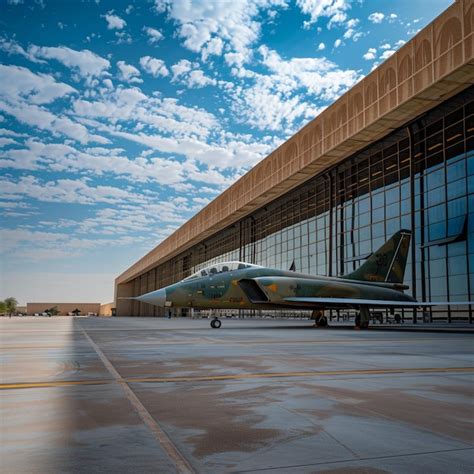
top-left (134, 230), bottom-right (471, 328)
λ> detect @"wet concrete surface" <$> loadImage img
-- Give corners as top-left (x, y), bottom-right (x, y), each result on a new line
top-left (1, 316), bottom-right (473, 473)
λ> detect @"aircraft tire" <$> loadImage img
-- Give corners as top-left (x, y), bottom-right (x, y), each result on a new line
top-left (213, 319), bottom-right (222, 329)
top-left (210, 319), bottom-right (216, 328)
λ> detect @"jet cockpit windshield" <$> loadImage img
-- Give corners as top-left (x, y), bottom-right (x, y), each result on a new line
top-left (183, 261), bottom-right (262, 281)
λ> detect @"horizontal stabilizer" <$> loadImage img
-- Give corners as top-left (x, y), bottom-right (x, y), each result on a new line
top-left (284, 297), bottom-right (473, 307)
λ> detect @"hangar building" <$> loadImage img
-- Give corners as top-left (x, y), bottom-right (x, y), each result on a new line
top-left (116, 0), bottom-right (474, 323)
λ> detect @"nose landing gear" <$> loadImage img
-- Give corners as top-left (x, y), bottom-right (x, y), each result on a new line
top-left (210, 318), bottom-right (221, 329)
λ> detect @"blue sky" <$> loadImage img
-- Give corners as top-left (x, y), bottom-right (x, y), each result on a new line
top-left (0, 0), bottom-right (453, 304)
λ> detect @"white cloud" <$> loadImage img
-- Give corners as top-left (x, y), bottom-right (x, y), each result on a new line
top-left (296, 0), bottom-right (351, 28)
top-left (201, 37), bottom-right (224, 62)
top-left (144, 26), bottom-right (164, 44)
top-left (170, 60), bottom-right (216, 88)
top-left (318, 42), bottom-right (325, 51)
top-left (388, 13), bottom-right (398, 22)
top-left (0, 128), bottom-right (26, 138)
top-left (114, 31), bottom-right (133, 45)
top-left (368, 12), bottom-right (385, 24)
top-left (186, 69), bottom-right (216, 88)
top-left (73, 88), bottom-right (217, 139)
top-left (379, 49), bottom-right (395, 61)
top-left (104, 12), bottom-right (126, 30)
top-left (380, 43), bottom-right (391, 50)
top-left (117, 61), bottom-right (142, 83)
top-left (0, 175), bottom-right (143, 205)
top-left (0, 101), bottom-right (104, 145)
top-left (29, 45), bottom-right (110, 78)
top-left (0, 138), bottom-right (189, 184)
top-left (140, 56), bottom-right (169, 78)
top-left (0, 65), bottom-right (107, 145)
top-left (363, 47), bottom-right (377, 60)
top-left (229, 46), bottom-right (359, 132)
top-left (171, 59), bottom-right (193, 79)
top-left (334, 38), bottom-right (342, 48)
top-left (156, 0), bottom-right (287, 66)
top-left (0, 37), bottom-right (44, 63)
top-left (342, 18), bottom-right (362, 41)
top-left (0, 137), bottom-right (17, 147)
top-left (0, 65), bottom-right (77, 104)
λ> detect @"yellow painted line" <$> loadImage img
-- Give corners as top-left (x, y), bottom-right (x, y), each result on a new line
top-left (2, 337), bottom-right (472, 350)
top-left (2, 366), bottom-right (473, 391)
top-left (126, 366), bottom-right (474, 384)
top-left (0, 379), bottom-right (113, 390)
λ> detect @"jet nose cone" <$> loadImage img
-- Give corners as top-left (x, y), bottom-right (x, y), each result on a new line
top-left (136, 288), bottom-right (166, 307)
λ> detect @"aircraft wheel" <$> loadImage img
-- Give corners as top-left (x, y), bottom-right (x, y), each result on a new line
top-left (213, 319), bottom-right (222, 329)
top-left (210, 319), bottom-right (216, 328)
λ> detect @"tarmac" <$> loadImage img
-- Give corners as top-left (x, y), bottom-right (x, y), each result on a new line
top-left (1, 316), bottom-right (473, 473)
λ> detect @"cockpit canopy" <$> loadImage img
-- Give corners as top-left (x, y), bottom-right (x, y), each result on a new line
top-left (182, 261), bottom-right (262, 281)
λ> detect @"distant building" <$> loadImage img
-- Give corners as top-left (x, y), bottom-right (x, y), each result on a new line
top-left (26, 303), bottom-right (101, 316)
top-left (99, 303), bottom-right (115, 316)
top-left (116, 1), bottom-right (474, 323)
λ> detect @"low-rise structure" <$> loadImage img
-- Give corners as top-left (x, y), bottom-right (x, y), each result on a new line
top-left (26, 303), bottom-right (101, 316)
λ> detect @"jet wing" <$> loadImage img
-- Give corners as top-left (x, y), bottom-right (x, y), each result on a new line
top-left (283, 297), bottom-right (473, 307)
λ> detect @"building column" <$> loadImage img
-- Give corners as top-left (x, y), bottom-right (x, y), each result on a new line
top-left (115, 281), bottom-right (134, 316)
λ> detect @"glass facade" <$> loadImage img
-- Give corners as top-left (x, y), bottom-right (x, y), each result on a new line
top-left (131, 86), bottom-right (474, 322)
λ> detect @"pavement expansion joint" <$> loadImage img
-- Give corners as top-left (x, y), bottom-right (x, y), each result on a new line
top-left (232, 447), bottom-right (474, 473)
top-left (77, 323), bottom-right (196, 474)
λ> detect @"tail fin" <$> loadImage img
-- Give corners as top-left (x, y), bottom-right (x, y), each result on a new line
top-left (342, 229), bottom-right (411, 284)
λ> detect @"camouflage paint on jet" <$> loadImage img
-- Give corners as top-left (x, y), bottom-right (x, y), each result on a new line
top-left (134, 230), bottom-right (471, 328)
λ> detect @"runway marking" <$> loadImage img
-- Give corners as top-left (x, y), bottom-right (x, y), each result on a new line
top-left (4, 337), bottom-right (472, 351)
top-left (0, 379), bottom-right (113, 389)
top-left (78, 325), bottom-right (195, 474)
top-left (2, 366), bottom-right (473, 390)
top-left (125, 366), bottom-right (474, 383)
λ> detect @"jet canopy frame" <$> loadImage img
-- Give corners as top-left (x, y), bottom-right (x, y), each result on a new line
top-left (183, 261), bottom-right (263, 281)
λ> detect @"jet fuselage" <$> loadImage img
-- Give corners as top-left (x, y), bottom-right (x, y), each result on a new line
top-left (137, 265), bottom-right (416, 311)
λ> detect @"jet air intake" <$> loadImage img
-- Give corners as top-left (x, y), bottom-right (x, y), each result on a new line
top-left (238, 279), bottom-right (269, 303)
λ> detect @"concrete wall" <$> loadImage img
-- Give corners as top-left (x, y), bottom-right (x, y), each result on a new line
top-left (99, 303), bottom-right (114, 316)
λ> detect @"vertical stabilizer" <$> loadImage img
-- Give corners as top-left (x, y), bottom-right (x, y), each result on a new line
top-left (341, 230), bottom-right (411, 284)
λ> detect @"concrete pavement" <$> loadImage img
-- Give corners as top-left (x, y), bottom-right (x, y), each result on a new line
top-left (1, 316), bottom-right (473, 473)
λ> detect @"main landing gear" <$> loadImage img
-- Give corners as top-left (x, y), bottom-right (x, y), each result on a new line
top-left (312, 310), bottom-right (328, 328)
top-left (355, 306), bottom-right (370, 329)
top-left (210, 317), bottom-right (222, 329)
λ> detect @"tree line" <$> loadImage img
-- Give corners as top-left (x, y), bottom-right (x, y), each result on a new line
top-left (0, 297), bottom-right (18, 315)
